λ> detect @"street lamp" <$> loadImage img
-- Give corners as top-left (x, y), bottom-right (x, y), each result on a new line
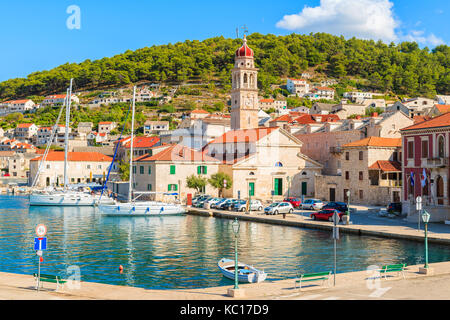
top-left (232, 218), bottom-right (240, 290)
top-left (421, 211), bottom-right (430, 269)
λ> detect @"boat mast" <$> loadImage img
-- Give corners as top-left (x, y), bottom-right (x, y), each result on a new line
top-left (64, 78), bottom-right (73, 191)
top-left (128, 86), bottom-right (136, 202)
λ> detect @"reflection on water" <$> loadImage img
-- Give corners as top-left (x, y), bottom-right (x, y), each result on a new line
top-left (0, 195), bottom-right (450, 290)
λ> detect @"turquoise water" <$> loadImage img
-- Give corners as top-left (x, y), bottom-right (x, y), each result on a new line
top-left (1, 195), bottom-right (450, 290)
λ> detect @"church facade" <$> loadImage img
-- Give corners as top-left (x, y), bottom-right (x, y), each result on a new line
top-left (203, 36), bottom-right (322, 201)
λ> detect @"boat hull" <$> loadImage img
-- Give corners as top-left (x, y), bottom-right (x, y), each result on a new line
top-left (218, 258), bottom-right (267, 283)
top-left (98, 202), bottom-right (185, 216)
top-left (29, 193), bottom-right (115, 206)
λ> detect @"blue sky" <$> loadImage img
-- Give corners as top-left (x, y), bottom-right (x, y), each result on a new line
top-left (0, 0), bottom-right (448, 82)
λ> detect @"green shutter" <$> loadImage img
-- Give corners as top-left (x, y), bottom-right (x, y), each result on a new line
top-left (302, 182), bottom-right (307, 195)
top-left (148, 166), bottom-right (151, 175)
top-left (147, 184), bottom-right (152, 191)
top-left (174, 184), bottom-right (178, 191)
top-left (197, 166), bottom-right (201, 174)
top-left (170, 165), bottom-right (175, 174)
top-left (168, 184), bottom-right (171, 191)
top-left (204, 166), bottom-right (207, 174)
top-left (140, 166), bottom-right (144, 174)
top-left (274, 179), bottom-right (279, 195)
top-left (249, 182), bottom-right (255, 196)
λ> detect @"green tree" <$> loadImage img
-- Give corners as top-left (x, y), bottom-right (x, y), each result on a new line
top-left (119, 160), bottom-right (130, 181)
top-left (186, 175), bottom-right (207, 194)
top-left (208, 172), bottom-right (232, 197)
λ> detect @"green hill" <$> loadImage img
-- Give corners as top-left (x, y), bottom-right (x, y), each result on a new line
top-left (0, 32), bottom-right (449, 100)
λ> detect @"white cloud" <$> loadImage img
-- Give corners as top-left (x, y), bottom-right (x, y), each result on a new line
top-left (276, 0), bottom-right (447, 46)
top-left (276, 0), bottom-right (399, 42)
top-left (402, 31), bottom-right (445, 46)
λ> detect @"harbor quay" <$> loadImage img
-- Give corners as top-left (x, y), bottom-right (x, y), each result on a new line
top-left (186, 207), bottom-right (450, 245)
top-left (1, 261), bottom-right (450, 300)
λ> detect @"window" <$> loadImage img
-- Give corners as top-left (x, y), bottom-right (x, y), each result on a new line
top-left (197, 166), bottom-right (207, 175)
top-left (421, 140), bottom-right (428, 158)
top-left (132, 166), bottom-right (136, 174)
top-left (345, 171), bottom-right (350, 180)
top-left (170, 165), bottom-right (176, 174)
top-left (140, 166), bottom-right (144, 174)
top-left (359, 190), bottom-right (364, 199)
top-left (359, 172), bottom-right (363, 180)
top-left (87, 165), bottom-right (91, 169)
top-left (147, 184), bottom-right (152, 191)
top-left (148, 166), bottom-right (151, 175)
top-left (168, 184), bottom-right (178, 191)
top-left (359, 151), bottom-right (363, 160)
top-left (407, 141), bottom-right (414, 159)
top-left (345, 152), bottom-right (349, 161)
top-left (438, 136), bottom-right (445, 158)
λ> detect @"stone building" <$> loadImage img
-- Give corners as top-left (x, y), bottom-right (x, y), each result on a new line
top-left (400, 113), bottom-right (450, 222)
top-left (315, 137), bottom-right (402, 205)
top-left (133, 144), bottom-right (221, 201)
top-left (29, 151), bottom-right (114, 187)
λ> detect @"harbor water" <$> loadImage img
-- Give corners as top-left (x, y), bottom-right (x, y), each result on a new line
top-left (1, 195), bottom-right (450, 290)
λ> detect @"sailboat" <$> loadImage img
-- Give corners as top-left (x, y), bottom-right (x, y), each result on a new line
top-left (97, 86), bottom-right (185, 216)
top-left (29, 79), bottom-right (115, 206)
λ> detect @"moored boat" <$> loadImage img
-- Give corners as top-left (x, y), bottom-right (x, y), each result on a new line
top-left (98, 201), bottom-right (185, 216)
top-left (218, 258), bottom-right (267, 283)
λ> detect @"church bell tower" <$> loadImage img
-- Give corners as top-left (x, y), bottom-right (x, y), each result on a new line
top-left (230, 35), bottom-right (259, 130)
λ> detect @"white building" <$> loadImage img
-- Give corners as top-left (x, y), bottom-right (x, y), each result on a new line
top-left (98, 122), bottom-right (117, 134)
top-left (259, 98), bottom-right (287, 112)
top-left (0, 99), bottom-right (36, 115)
top-left (42, 94), bottom-right (79, 106)
top-left (14, 123), bottom-right (38, 140)
top-left (287, 78), bottom-right (310, 95)
top-left (343, 92), bottom-right (374, 101)
top-left (143, 121), bottom-right (170, 135)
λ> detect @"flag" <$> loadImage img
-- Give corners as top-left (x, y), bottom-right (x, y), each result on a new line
top-left (410, 172), bottom-right (415, 186)
top-left (421, 168), bottom-right (427, 188)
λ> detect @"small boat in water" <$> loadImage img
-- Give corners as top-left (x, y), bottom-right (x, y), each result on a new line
top-left (98, 201), bottom-right (185, 216)
top-left (218, 258), bottom-right (267, 283)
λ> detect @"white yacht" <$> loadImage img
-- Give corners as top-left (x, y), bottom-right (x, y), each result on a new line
top-left (29, 79), bottom-right (115, 207)
top-left (98, 86), bottom-right (185, 216)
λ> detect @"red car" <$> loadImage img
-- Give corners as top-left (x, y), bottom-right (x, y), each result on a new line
top-left (284, 197), bottom-right (302, 208)
top-left (310, 209), bottom-right (346, 222)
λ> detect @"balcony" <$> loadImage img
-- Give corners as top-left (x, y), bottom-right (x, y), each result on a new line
top-left (329, 146), bottom-right (343, 154)
top-left (423, 157), bottom-right (449, 168)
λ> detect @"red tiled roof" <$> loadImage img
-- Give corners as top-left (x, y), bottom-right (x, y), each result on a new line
top-left (401, 112), bottom-right (450, 131)
top-left (17, 123), bottom-right (35, 128)
top-left (98, 121), bottom-right (114, 125)
top-left (260, 99), bottom-right (274, 103)
top-left (311, 114), bottom-right (340, 122)
top-left (315, 87), bottom-right (334, 91)
top-left (270, 114), bottom-right (292, 123)
top-left (44, 94), bottom-right (71, 99)
top-left (2, 99), bottom-right (31, 104)
top-left (136, 144), bottom-right (220, 162)
top-left (208, 128), bottom-right (278, 144)
top-left (31, 152), bottom-right (112, 162)
top-left (343, 137), bottom-right (402, 148)
top-left (369, 160), bottom-right (402, 172)
top-left (291, 115), bottom-right (316, 124)
top-left (288, 78), bottom-right (307, 82)
top-left (436, 104), bottom-right (450, 114)
top-left (119, 136), bottom-right (160, 149)
top-left (413, 115), bottom-right (432, 124)
top-left (191, 109), bottom-right (210, 114)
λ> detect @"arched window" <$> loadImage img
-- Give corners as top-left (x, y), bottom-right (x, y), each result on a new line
top-left (438, 135), bottom-right (445, 158)
top-left (275, 162), bottom-right (283, 167)
top-left (243, 73), bottom-right (248, 84)
top-left (249, 172), bottom-right (255, 176)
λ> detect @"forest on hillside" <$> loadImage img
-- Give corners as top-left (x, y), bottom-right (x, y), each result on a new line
top-left (0, 32), bottom-right (449, 100)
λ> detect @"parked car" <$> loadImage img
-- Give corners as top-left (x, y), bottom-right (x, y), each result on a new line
top-left (310, 209), bottom-right (346, 222)
top-left (218, 199), bottom-right (237, 210)
top-left (322, 201), bottom-right (348, 213)
top-left (203, 197), bottom-right (221, 208)
top-left (223, 199), bottom-right (241, 211)
top-left (193, 195), bottom-right (212, 208)
top-left (387, 202), bottom-right (402, 215)
top-left (210, 198), bottom-right (226, 209)
top-left (192, 195), bottom-right (209, 205)
top-left (301, 199), bottom-right (324, 210)
top-left (234, 200), bottom-right (264, 212)
top-left (284, 197), bottom-right (302, 208)
top-left (264, 202), bottom-right (294, 215)
top-left (231, 200), bottom-right (247, 211)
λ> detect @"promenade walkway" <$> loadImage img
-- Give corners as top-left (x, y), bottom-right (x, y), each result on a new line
top-left (1, 261), bottom-right (449, 300)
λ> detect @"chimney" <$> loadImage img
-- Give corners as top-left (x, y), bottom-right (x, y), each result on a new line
top-left (372, 112), bottom-right (378, 117)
